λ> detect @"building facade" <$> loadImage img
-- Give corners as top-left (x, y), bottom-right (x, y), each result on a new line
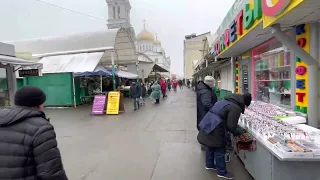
top-left (106, 0), bottom-right (171, 75)
top-left (183, 32), bottom-right (210, 79)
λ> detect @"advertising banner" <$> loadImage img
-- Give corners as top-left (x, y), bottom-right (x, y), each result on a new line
top-left (91, 95), bottom-right (107, 115)
top-left (106, 91), bottom-right (121, 115)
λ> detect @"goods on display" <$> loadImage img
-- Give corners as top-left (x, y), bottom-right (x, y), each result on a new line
top-left (239, 101), bottom-right (320, 158)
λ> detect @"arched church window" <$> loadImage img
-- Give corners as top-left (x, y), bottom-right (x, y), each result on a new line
top-left (113, 6), bottom-right (116, 19)
top-left (117, 6), bottom-right (121, 19)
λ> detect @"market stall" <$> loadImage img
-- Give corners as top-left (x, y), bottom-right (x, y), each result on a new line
top-left (236, 101), bottom-right (320, 180)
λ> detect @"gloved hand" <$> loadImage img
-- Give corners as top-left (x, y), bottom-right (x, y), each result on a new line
top-left (232, 126), bottom-right (245, 136)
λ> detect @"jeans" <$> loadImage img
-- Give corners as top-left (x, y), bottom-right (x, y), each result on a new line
top-left (133, 98), bottom-right (139, 109)
top-left (156, 99), bottom-right (160, 104)
top-left (206, 147), bottom-right (227, 175)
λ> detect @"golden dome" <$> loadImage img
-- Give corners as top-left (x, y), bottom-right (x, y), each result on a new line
top-left (137, 29), bottom-right (155, 41)
top-left (154, 39), bottom-right (161, 45)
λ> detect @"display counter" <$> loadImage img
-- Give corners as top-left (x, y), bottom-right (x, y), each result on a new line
top-left (235, 102), bottom-right (320, 180)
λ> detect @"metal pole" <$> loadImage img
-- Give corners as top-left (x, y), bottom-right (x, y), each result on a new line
top-left (111, 51), bottom-right (116, 91)
top-left (100, 75), bottom-right (103, 93)
top-left (72, 76), bottom-right (76, 108)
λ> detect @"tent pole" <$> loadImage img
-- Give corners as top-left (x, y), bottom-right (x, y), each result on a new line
top-left (100, 75), bottom-right (103, 93)
top-left (72, 76), bottom-right (76, 108)
top-left (111, 51), bottom-right (116, 91)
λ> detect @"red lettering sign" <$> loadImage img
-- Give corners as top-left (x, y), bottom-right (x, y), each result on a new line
top-left (236, 10), bottom-right (244, 35)
top-left (224, 29), bottom-right (230, 46)
top-left (215, 41), bottom-right (220, 54)
top-left (296, 66), bottom-right (307, 75)
top-left (262, 0), bottom-right (292, 16)
top-left (296, 92), bottom-right (306, 102)
top-left (296, 38), bottom-right (306, 48)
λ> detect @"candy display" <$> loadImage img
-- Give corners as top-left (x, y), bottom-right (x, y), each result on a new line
top-left (239, 101), bottom-right (320, 158)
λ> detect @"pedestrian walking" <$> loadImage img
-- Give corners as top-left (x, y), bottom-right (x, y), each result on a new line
top-left (130, 81), bottom-right (141, 111)
top-left (197, 93), bottom-right (252, 179)
top-left (178, 80), bottom-right (183, 90)
top-left (172, 80), bottom-right (178, 92)
top-left (187, 80), bottom-right (190, 88)
top-left (196, 76), bottom-right (218, 150)
top-left (140, 83), bottom-right (147, 106)
top-left (150, 81), bottom-right (162, 104)
top-left (167, 79), bottom-right (171, 91)
top-left (160, 78), bottom-right (167, 98)
top-left (0, 86), bottom-right (68, 180)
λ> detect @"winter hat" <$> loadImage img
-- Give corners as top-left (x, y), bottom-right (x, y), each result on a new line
top-left (204, 76), bottom-right (215, 87)
top-left (242, 93), bottom-right (252, 106)
top-left (14, 86), bottom-right (46, 107)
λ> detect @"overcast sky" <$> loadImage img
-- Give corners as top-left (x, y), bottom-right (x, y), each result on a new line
top-left (0, 0), bottom-right (234, 76)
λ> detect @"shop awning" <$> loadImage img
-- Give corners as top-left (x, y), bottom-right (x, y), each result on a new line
top-left (38, 52), bottom-right (104, 73)
top-left (153, 64), bottom-right (169, 72)
top-left (74, 65), bottom-right (112, 77)
top-left (0, 54), bottom-right (42, 68)
top-left (193, 59), bottom-right (229, 77)
top-left (116, 70), bottom-right (138, 79)
top-left (8, 28), bottom-right (137, 65)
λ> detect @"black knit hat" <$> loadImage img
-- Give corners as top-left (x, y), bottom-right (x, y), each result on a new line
top-left (242, 93), bottom-right (252, 107)
top-left (14, 86), bottom-right (46, 107)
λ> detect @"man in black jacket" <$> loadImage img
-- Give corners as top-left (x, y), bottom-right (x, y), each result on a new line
top-left (196, 76), bottom-right (218, 130)
top-left (130, 81), bottom-right (141, 111)
top-left (0, 86), bottom-right (68, 180)
top-left (196, 76), bottom-right (218, 151)
top-left (197, 93), bottom-right (252, 180)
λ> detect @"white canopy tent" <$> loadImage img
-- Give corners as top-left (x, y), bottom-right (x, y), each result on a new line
top-left (8, 28), bottom-right (137, 65)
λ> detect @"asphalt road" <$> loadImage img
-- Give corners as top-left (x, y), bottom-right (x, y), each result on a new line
top-left (44, 88), bottom-right (253, 180)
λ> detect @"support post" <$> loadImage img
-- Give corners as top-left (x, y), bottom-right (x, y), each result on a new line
top-left (272, 23), bottom-right (319, 127)
top-left (230, 57), bottom-right (235, 93)
top-left (308, 23), bottom-right (319, 127)
top-left (6, 65), bottom-right (17, 106)
top-left (111, 51), bottom-right (116, 91)
top-left (271, 24), bottom-right (318, 66)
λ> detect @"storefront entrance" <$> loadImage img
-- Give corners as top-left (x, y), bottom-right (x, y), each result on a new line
top-left (239, 58), bottom-right (250, 94)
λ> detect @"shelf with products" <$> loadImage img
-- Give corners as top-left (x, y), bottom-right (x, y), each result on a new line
top-left (254, 49), bottom-right (292, 107)
top-left (239, 101), bottom-right (320, 160)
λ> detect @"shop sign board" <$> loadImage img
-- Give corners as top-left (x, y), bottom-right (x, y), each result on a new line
top-left (106, 91), bottom-right (120, 115)
top-left (91, 95), bottom-right (107, 115)
top-left (212, 0), bottom-right (306, 56)
top-left (295, 24), bottom-right (309, 114)
top-left (262, 0), bottom-right (306, 28)
top-left (18, 69), bottom-right (40, 77)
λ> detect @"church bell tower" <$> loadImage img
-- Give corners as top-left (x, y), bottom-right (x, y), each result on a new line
top-left (106, 0), bottom-right (135, 40)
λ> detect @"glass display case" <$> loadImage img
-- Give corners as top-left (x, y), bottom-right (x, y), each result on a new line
top-left (253, 46), bottom-right (292, 108)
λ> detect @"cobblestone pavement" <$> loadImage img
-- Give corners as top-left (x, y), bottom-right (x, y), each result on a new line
top-left (44, 88), bottom-right (253, 180)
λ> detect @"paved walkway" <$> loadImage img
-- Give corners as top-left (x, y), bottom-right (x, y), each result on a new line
top-left (45, 88), bottom-right (253, 180)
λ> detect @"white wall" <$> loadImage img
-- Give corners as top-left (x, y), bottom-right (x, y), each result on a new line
top-left (220, 64), bottom-right (233, 91)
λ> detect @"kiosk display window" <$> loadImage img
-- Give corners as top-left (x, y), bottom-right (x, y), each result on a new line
top-left (252, 38), bottom-right (292, 108)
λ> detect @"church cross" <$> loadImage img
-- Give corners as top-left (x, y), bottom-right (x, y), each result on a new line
top-left (143, 19), bottom-right (146, 29)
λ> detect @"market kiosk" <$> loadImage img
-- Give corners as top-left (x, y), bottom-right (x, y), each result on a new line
top-left (210, 0), bottom-right (320, 179)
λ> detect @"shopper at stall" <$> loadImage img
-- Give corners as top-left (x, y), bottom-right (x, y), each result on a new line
top-left (130, 81), bottom-right (141, 111)
top-left (197, 93), bottom-right (252, 179)
top-left (196, 76), bottom-right (218, 131)
top-left (150, 81), bottom-right (162, 104)
top-left (0, 86), bottom-right (68, 180)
